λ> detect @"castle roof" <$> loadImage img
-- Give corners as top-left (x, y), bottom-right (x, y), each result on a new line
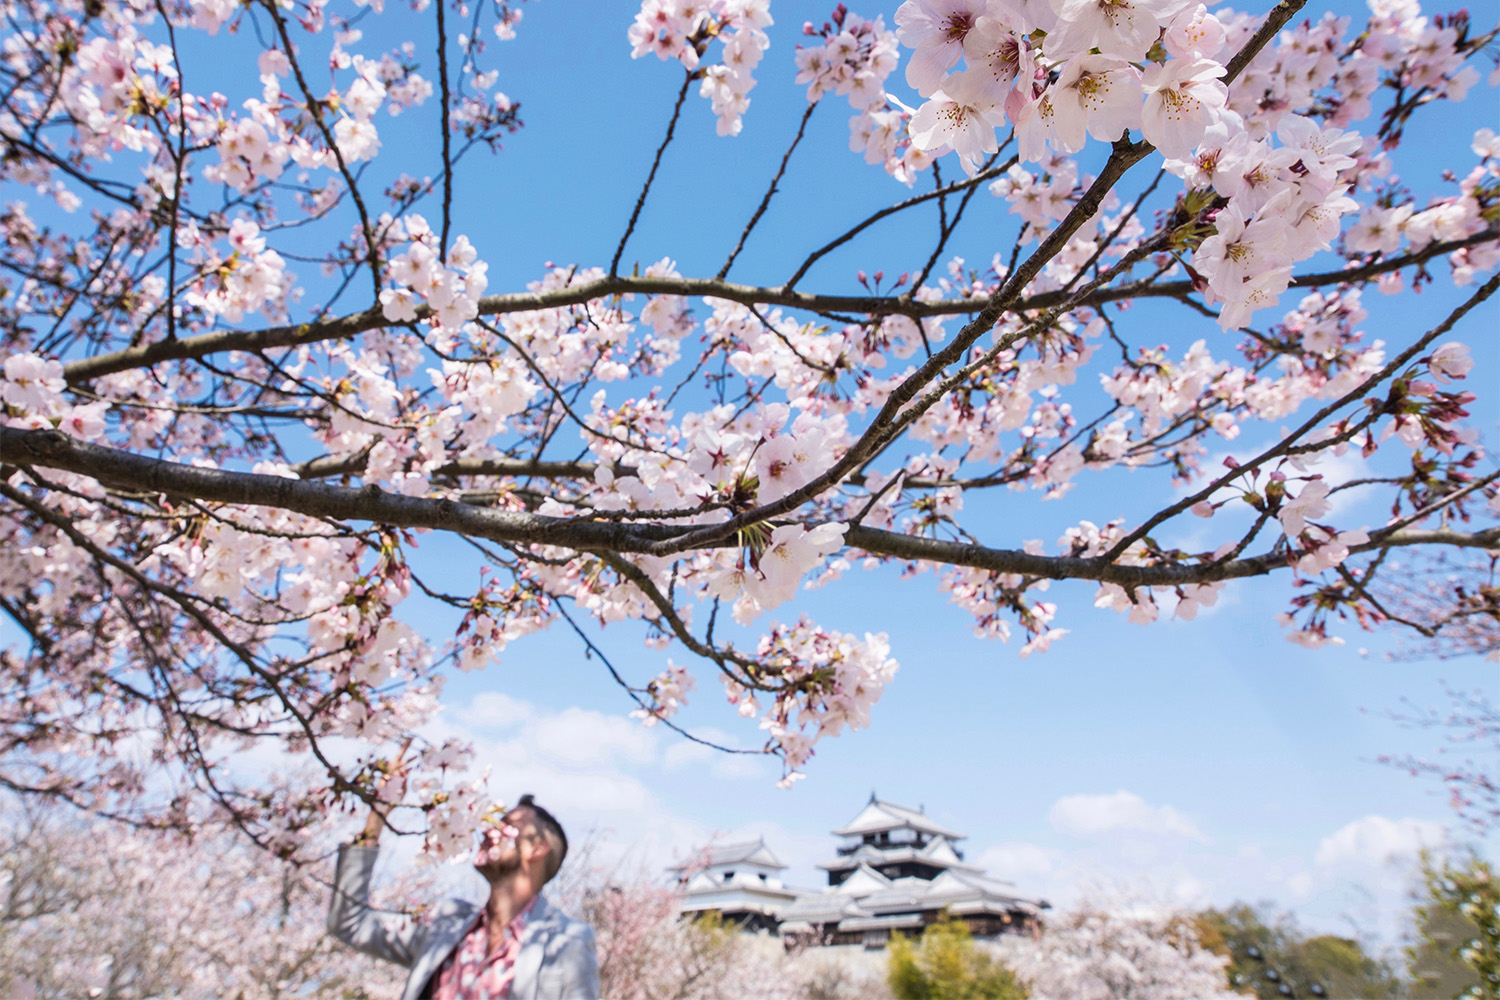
top-left (817, 834), bottom-right (980, 874)
top-left (831, 797), bottom-right (965, 840)
top-left (776, 864), bottom-right (1049, 933)
top-left (668, 837), bottom-right (787, 873)
top-left (671, 798), bottom-right (1050, 941)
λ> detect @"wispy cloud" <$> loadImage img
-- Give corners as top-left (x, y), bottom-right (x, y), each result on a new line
top-left (1314, 815), bottom-right (1447, 868)
top-left (1050, 790), bottom-right (1208, 842)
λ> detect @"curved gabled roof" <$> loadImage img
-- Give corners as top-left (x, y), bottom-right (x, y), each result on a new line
top-left (667, 837), bottom-right (787, 872)
top-left (816, 839), bottom-right (983, 874)
top-left (831, 798), bottom-right (966, 840)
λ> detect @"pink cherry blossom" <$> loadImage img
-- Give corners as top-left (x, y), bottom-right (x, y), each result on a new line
top-left (1042, 54), bottom-right (1144, 154)
top-left (1278, 479), bottom-right (1332, 537)
top-left (1044, 0), bottom-right (1186, 61)
top-left (1140, 57), bottom-right (1228, 158)
top-left (895, 0), bottom-right (987, 95)
top-left (1165, 3), bottom-right (1226, 58)
top-left (1428, 342), bottom-right (1474, 381)
top-left (908, 68), bottom-right (1010, 173)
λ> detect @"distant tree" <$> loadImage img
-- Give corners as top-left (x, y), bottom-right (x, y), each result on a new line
top-left (1372, 553), bottom-right (1499, 662)
top-left (1195, 902), bottom-right (1404, 999)
top-left (561, 860), bottom-right (885, 1000)
top-left (1003, 904), bottom-right (1238, 1000)
top-left (0, 800), bottom-right (406, 999)
top-left (1406, 851), bottom-right (1498, 1000)
top-left (1375, 685), bottom-right (1499, 839)
top-left (887, 914), bottom-right (1027, 1000)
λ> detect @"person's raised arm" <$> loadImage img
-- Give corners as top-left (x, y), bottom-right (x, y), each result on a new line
top-left (327, 753), bottom-right (423, 966)
top-left (352, 797), bottom-right (388, 847)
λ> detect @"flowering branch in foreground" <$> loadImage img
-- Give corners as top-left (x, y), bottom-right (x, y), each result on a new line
top-left (1, 0), bottom-right (1497, 854)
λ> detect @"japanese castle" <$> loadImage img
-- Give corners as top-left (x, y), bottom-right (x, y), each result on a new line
top-left (674, 796), bottom-right (1049, 948)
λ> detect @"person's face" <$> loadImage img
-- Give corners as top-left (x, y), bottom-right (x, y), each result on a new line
top-left (474, 806), bottom-right (550, 881)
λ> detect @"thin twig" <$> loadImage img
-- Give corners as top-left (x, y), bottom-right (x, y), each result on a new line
top-left (718, 102), bottom-right (816, 280)
top-left (611, 71), bottom-right (693, 278)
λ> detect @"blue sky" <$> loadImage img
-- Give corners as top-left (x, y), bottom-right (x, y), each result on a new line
top-left (68, 0), bottom-right (1500, 952)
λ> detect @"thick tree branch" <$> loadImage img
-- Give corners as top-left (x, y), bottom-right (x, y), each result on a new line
top-left (5, 427), bottom-right (1493, 589)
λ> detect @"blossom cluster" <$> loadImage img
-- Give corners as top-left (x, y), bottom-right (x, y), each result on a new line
top-left (896, 0), bottom-right (1234, 172)
top-left (749, 620), bottom-right (899, 786)
top-left (0, 807), bottom-right (417, 999)
top-left (795, 9), bottom-right (925, 182)
top-left (629, 0), bottom-right (775, 135)
top-left (1000, 904), bottom-right (1242, 1000)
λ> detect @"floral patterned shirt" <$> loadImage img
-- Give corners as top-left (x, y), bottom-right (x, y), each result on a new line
top-left (427, 896), bottom-right (537, 1000)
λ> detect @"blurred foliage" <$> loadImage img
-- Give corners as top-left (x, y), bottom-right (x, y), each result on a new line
top-left (1407, 851), bottom-right (1497, 1000)
top-left (886, 913), bottom-right (1027, 1000)
top-left (1194, 903), bottom-right (1403, 998)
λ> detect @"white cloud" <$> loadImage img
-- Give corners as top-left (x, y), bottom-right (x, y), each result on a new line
top-left (663, 742), bottom-right (714, 771)
top-left (451, 691), bottom-right (534, 730)
top-left (1050, 791), bottom-right (1207, 842)
top-left (976, 842), bottom-right (1060, 880)
top-left (532, 706), bottom-right (657, 768)
top-left (1314, 815), bottom-right (1447, 868)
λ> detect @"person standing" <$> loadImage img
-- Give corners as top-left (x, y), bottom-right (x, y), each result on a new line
top-left (328, 790), bottom-right (599, 1000)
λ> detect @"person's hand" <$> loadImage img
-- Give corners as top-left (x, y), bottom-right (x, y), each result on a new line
top-left (354, 741), bottom-right (411, 847)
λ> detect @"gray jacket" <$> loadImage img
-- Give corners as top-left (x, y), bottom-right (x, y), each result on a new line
top-left (327, 844), bottom-right (600, 1000)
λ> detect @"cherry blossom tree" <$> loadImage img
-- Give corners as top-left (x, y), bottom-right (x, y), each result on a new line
top-left (0, 799), bottom-right (409, 998)
top-left (1371, 551), bottom-right (1499, 661)
top-left (1375, 683), bottom-right (1499, 836)
top-left (998, 903), bottom-right (1242, 999)
top-left (1, 0), bottom-right (1497, 858)
top-left (544, 845), bottom-right (882, 1000)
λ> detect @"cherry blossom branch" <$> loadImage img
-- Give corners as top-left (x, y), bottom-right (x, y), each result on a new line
top-left (594, 552), bottom-right (778, 688)
top-left (0, 479), bottom-right (360, 805)
top-left (163, 5), bottom-right (190, 345)
top-left (60, 228), bottom-right (1494, 385)
top-left (434, 0), bottom-right (455, 262)
top-left (635, 163), bottom-right (1178, 560)
top-left (551, 598), bottom-right (769, 757)
top-left (1107, 227), bottom-right (1499, 307)
top-left (908, 147), bottom-right (1010, 294)
top-left (1222, 0), bottom-right (1309, 82)
top-left (1333, 563), bottom-right (1437, 636)
top-left (261, 0), bottom-right (383, 300)
top-left (6, 427), bottom-right (1494, 589)
top-left (1371, 554), bottom-right (1499, 661)
top-left (1100, 268), bottom-right (1500, 563)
